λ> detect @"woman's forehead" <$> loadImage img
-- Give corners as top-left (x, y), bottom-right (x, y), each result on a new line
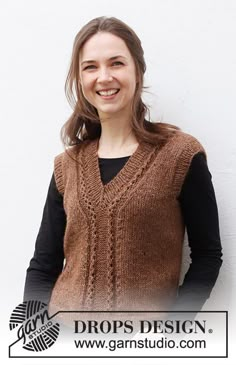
top-left (80, 32), bottom-right (132, 62)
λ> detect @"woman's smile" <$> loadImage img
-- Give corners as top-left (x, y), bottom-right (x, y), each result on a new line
top-left (96, 88), bottom-right (120, 98)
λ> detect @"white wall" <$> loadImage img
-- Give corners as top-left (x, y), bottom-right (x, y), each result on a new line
top-left (1, 0), bottom-right (235, 364)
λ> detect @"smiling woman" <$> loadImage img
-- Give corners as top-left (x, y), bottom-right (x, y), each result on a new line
top-left (23, 17), bottom-right (222, 323)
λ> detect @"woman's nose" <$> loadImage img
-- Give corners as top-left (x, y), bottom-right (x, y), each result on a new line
top-left (97, 68), bottom-right (113, 82)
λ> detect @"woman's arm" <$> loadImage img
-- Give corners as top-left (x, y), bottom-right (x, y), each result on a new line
top-left (175, 152), bottom-right (223, 311)
top-left (23, 174), bottom-right (66, 304)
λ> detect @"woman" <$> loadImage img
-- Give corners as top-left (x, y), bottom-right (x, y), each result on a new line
top-left (24, 16), bottom-right (222, 316)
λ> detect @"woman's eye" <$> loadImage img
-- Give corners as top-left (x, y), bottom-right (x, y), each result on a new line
top-left (83, 65), bottom-right (96, 70)
top-left (112, 61), bottom-right (123, 66)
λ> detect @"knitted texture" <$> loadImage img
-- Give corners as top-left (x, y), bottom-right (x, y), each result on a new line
top-left (50, 131), bottom-right (206, 314)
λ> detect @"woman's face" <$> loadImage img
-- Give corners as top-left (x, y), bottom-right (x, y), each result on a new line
top-left (79, 31), bottom-right (137, 120)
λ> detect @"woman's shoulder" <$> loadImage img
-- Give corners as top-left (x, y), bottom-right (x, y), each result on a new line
top-left (159, 129), bottom-right (207, 163)
top-left (171, 129), bottom-right (203, 143)
top-left (54, 139), bottom-right (91, 163)
top-left (53, 141), bottom-right (91, 195)
top-left (168, 129), bottom-right (206, 152)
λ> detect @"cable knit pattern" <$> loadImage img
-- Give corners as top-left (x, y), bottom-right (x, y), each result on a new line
top-left (49, 131), bottom-right (206, 316)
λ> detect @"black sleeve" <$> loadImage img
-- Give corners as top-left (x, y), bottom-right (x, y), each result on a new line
top-left (173, 152), bottom-right (223, 311)
top-left (23, 173), bottom-right (66, 304)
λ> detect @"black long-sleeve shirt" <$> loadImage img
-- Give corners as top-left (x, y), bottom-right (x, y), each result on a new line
top-left (24, 152), bottom-right (222, 310)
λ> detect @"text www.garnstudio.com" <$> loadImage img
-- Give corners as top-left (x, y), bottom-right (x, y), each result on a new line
top-left (74, 338), bottom-right (206, 351)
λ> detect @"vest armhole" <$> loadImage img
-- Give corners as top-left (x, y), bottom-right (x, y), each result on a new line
top-left (54, 153), bottom-right (65, 195)
top-left (173, 136), bottom-right (207, 197)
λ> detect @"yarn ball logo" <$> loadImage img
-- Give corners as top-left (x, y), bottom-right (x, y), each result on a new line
top-left (9, 300), bottom-right (60, 352)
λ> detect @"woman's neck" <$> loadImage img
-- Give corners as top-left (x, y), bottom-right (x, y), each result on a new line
top-left (97, 116), bottom-right (139, 158)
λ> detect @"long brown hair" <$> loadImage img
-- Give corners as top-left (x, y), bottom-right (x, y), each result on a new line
top-left (61, 16), bottom-right (179, 148)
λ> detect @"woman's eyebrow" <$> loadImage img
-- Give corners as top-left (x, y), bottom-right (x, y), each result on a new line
top-left (81, 55), bottom-right (127, 65)
top-left (109, 55), bottom-right (127, 60)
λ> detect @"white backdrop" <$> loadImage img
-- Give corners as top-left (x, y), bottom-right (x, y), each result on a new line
top-left (1, 0), bottom-right (235, 364)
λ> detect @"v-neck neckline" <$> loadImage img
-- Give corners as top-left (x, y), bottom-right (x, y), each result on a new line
top-left (80, 138), bottom-right (157, 206)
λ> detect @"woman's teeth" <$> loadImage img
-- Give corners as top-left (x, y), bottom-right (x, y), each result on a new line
top-left (97, 89), bottom-right (119, 96)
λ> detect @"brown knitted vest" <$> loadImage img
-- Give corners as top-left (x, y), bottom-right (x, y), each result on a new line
top-left (49, 131), bottom-right (205, 315)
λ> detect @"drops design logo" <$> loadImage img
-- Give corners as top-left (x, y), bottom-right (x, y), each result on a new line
top-left (9, 301), bottom-right (60, 352)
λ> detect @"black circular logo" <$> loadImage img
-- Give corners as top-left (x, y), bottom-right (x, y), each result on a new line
top-left (9, 300), bottom-right (60, 352)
